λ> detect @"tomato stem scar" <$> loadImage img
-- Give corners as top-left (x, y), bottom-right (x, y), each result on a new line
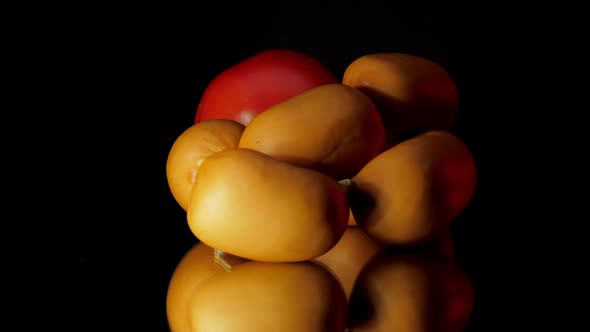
top-left (196, 156), bottom-right (206, 169)
top-left (192, 157), bottom-right (207, 182)
top-left (213, 248), bottom-right (233, 271)
top-left (338, 178), bottom-right (352, 192)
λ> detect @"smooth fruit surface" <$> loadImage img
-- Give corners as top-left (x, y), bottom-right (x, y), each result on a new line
top-left (195, 49), bottom-right (338, 125)
top-left (314, 227), bottom-right (384, 299)
top-left (239, 83), bottom-right (385, 179)
top-left (350, 131), bottom-right (476, 245)
top-left (166, 242), bottom-right (248, 332)
top-left (166, 119), bottom-right (245, 210)
top-left (187, 261), bottom-right (347, 332)
top-left (343, 53), bottom-right (459, 146)
top-left (187, 148), bottom-right (349, 262)
top-left (348, 252), bottom-right (474, 332)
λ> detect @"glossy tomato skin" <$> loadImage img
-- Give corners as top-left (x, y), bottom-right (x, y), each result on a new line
top-left (195, 49), bottom-right (338, 125)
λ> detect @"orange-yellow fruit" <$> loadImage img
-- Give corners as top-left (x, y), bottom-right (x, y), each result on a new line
top-left (187, 261), bottom-right (348, 332)
top-left (187, 148), bottom-right (349, 262)
top-left (343, 53), bottom-right (459, 146)
top-left (239, 83), bottom-right (385, 179)
top-left (314, 227), bottom-right (384, 299)
top-left (348, 252), bottom-right (474, 332)
top-left (350, 130), bottom-right (476, 245)
top-left (166, 242), bottom-right (248, 332)
top-left (166, 119), bottom-right (245, 210)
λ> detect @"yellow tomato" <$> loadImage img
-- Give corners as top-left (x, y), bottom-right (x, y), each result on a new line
top-left (343, 52), bottom-right (459, 146)
top-left (166, 119), bottom-right (245, 210)
top-left (314, 227), bottom-right (384, 299)
top-left (349, 252), bottom-right (474, 332)
top-left (239, 83), bottom-right (385, 179)
top-left (350, 131), bottom-right (476, 245)
top-left (187, 261), bottom-right (348, 331)
top-left (166, 242), bottom-right (248, 332)
top-left (187, 148), bottom-right (349, 262)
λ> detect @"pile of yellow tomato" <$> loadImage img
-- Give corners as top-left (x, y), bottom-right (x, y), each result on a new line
top-left (165, 50), bottom-right (477, 331)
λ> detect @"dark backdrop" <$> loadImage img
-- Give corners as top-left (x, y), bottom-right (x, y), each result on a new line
top-left (2, 0), bottom-right (588, 331)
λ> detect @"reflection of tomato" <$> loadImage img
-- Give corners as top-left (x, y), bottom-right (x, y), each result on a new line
top-left (194, 49), bottom-right (338, 125)
top-left (187, 261), bottom-right (348, 332)
top-left (349, 252), bottom-right (474, 332)
top-left (166, 242), bottom-right (248, 332)
top-left (313, 227), bottom-right (384, 299)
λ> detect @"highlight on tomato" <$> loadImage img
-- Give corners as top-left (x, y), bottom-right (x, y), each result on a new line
top-left (194, 49), bottom-right (338, 125)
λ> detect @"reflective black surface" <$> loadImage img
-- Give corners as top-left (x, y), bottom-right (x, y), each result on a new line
top-left (2, 1), bottom-right (588, 331)
top-left (3, 80), bottom-right (588, 331)
top-left (166, 240), bottom-right (472, 332)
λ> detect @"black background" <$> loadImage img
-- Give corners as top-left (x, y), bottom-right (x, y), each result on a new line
top-left (2, 0), bottom-right (589, 331)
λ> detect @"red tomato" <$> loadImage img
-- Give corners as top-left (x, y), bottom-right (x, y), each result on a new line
top-left (194, 49), bottom-right (338, 125)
